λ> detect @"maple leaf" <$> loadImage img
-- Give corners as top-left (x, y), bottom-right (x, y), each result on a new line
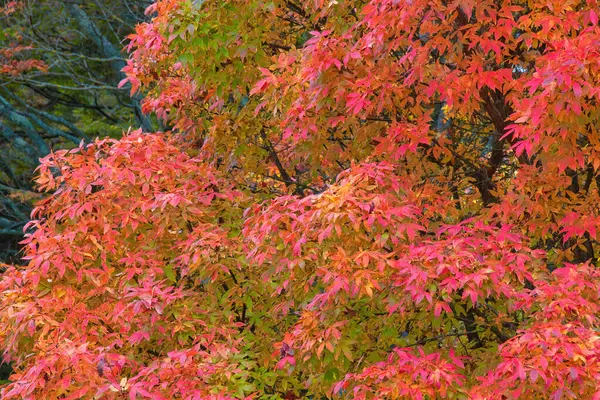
top-left (3, 0), bottom-right (600, 398)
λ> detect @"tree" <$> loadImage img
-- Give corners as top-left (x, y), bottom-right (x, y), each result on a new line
top-left (0, 0), bottom-right (156, 263)
top-left (1, 0), bottom-right (600, 398)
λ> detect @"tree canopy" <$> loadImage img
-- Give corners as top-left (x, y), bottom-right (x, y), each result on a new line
top-left (0, 0), bottom-right (155, 263)
top-left (1, 0), bottom-right (600, 398)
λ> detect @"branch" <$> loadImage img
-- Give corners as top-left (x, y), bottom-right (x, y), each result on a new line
top-left (65, 3), bottom-right (153, 132)
top-left (0, 94), bottom-right (83, 145)
top-left (1, 87), bottom-right (87, 139)
top-left (0, 95), bottom-right (49, 156)
top-left (259, 130), bottom-right (293, 187)
top-left (0, 229), bottom-right (25, 236)
top-left (407, 330), bottom-right (483, 347)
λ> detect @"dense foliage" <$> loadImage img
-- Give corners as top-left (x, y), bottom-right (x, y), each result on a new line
top-left (1, 0), bottom-right (600, 398)
top-left (0, 0), bottom-right (155, 263)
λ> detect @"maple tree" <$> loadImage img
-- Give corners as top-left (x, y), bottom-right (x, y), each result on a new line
top-left (1, 0), bottom-right (600, 398)
top-left (0, 0), bottom-right (157, 263)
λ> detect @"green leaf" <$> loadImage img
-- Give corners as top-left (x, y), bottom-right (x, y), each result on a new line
top-left (163, 264), bottom-right (177, 283)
